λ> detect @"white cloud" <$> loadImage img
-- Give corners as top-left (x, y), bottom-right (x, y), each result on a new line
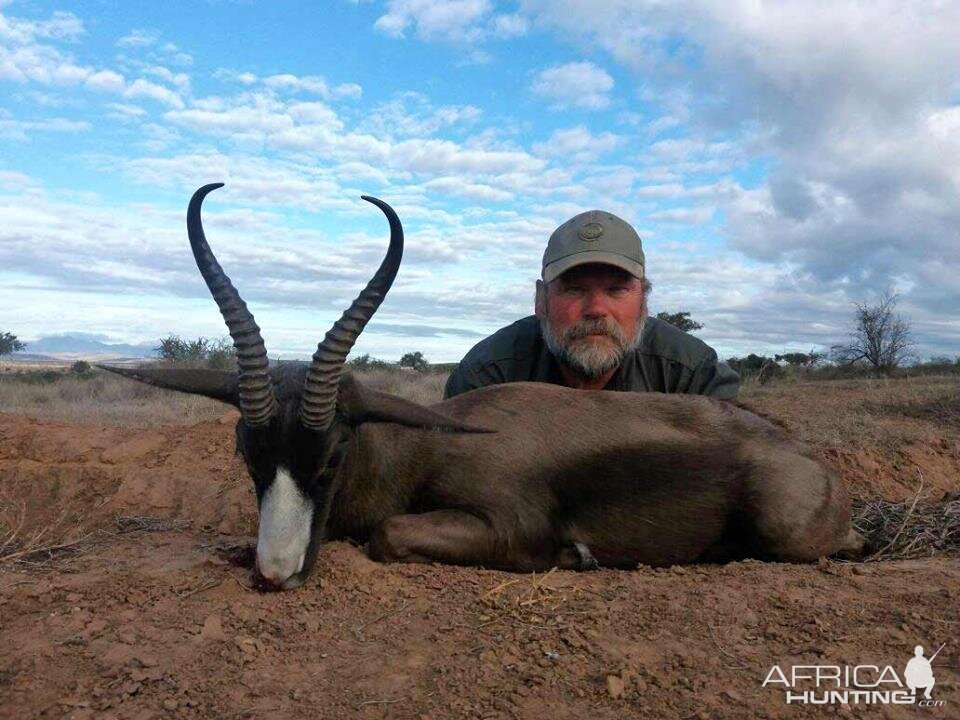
top-left (85, 69), bottom-right (125, 92)
top-left (333, 82), bottom-right (362, 100)
top-left (124, 78), bottom-right (184, 108)
top-left (143, 65), bottom-right (190, 92)
top-left (105, 102), bottom-right (146, 119)
top-left (647, 206), bottom-right (714, 224)
top-left (423, 176), bottom-right (513, 202)
top-left (264, 73), bottom-right (331, 95)
top-left (117, 29), bottom-right (158, 48)
top-left (491, 13), bottom-right (528, 38)
top-left (532, 126), bottom-right (621, 161)
top-left (256, 73), bottom-right (361, 101)
top-left (531, 61), bottom-right (613, 110)
top-left (287, 101), bottom-right (341, 127)
top-left (360, 94), bottom-right (482, 138)
top-left (375, 0), bottom-right (492, 42)
top-left (391, 138), bottom-right (545, 176)
top-left (165, 106), bottom-right (294, 136)
top-left (0, 115), bottom-right (89, 140)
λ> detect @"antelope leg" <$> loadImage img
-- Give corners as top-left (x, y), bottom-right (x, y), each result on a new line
top-left (369, 510), bottom-right (577, 570)
top-left (368, 510), bottom-right (498, 566)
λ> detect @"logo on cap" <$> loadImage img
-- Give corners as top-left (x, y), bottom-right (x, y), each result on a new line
top-left (578, 222), bottom-right (604, 242)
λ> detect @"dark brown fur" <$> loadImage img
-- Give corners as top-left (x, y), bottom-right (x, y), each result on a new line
top-left (325, 381), bottom-right (861, 570)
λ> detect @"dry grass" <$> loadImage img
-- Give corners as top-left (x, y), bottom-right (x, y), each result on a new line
top-left (0, 369), bottom-right (232, 427)
top-left (855, 493), bottom-right (960, 560)
top-left (740, 373), bottom-right (960, 455)
top-left (114, 515), bottom-right (190, 533)
top-left (0, 494), bottom-right (91, 569)
top-left (0, 366), bottom-right (448, 427)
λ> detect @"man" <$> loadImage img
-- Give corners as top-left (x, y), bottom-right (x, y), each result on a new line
top-left (444, 209), bottom-right (739, 399)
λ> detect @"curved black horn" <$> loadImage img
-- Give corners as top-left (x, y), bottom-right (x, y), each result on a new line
top-left (187, 183), bottom-right (278, 426)
top-left (299, 196), bottom-right (403, 431)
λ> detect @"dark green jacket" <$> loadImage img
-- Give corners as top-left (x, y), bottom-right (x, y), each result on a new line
top-left (444, 315), bottom-right (739, 400)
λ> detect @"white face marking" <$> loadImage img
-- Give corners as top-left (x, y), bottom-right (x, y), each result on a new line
top-left (256, 467), bottom-right (314, 587)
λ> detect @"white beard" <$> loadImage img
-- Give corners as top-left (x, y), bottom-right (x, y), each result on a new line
top-left (541, 313), bottom-right (646, 381)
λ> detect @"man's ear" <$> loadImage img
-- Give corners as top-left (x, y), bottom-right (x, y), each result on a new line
top-left (534, 279), bottom-right (547, 320)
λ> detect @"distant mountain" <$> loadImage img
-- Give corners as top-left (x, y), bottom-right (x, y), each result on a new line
top-left (16, 333), bottom-right (155, 359)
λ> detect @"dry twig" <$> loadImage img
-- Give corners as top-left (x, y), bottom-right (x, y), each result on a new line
top-left (854, 471), bottom-right (959, 561)
top-left (115, 515), bottom-right (189, 533)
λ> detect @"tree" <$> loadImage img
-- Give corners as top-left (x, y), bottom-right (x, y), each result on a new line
top-left (831, 290), bottom-right (912, 371)
top-left (0, 331), bottom-right (26, 357)
top-left (774, 351), bottom-right (825, 367)
top-left (347, 353), bottom-right (390, 371)
top-left (725, 353), bottom-right (774, 374)
top-left (205, 337), bottom-right (237, 370)
top-left (399, 351), bottom-right (429, 372)
top-left (155, 334), bottom-right (236, 369)
top-left (775, 352), bottom-right (808, 366)
top-left (656, 311), bottom-right (703, 333)
top-left (70, 360), bottom-right (92, 376)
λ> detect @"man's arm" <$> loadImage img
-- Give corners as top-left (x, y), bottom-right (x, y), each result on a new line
top-left (443, 362), bottom-right (478, 400)
top-left (687, 352), bottom-right (740, 399)
top-left (443, 359), bottom-right (508, 399)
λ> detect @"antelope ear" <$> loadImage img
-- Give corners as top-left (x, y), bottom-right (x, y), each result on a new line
top-left (96, 365), bottom-right (240, 406)
top-left (335, 372), bottom-right (494, 433)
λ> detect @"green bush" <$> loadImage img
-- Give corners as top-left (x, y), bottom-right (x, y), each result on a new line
top-left (155, 334), bottom-right (237, 369)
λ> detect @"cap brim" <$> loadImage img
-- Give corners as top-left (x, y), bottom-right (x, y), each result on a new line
top-left (543, 251), bottom-right (644, 283)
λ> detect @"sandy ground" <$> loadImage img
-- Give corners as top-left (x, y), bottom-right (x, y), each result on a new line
top-left (1, 388), bottom-right (958, 719)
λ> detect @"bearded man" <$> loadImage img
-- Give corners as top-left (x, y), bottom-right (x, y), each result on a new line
top-left (444, 210), bottom-right (739, 399)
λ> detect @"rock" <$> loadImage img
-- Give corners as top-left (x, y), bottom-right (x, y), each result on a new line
top-left (606, 675), bottom-right (625, 699)
top-left (200, 614), bottom-right (226, 642)
top-left (82, 619), bottom-right (108, 640)
top-left (136, 654), bottom-right (158, 668)
top-left (99, 643), bottom-right (135, 669)
top-left (162, 699), bottom-right (178, 711)
top-left (234, 637), bottom-right (261, 654)
top-left (722, 689), bottom-right (742, 703)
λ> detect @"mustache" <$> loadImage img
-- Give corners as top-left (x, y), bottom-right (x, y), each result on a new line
top-left (562, 318), bottom-right (627, 344)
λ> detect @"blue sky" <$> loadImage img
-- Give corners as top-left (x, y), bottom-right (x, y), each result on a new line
top-left (1, 0), bottom-right (959, 362)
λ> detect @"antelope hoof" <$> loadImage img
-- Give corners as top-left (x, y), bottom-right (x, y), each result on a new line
top-left (574, 542), bottom-right (599, 570)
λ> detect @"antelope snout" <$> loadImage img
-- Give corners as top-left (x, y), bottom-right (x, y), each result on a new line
top-left (255, 551), bottom-right (306, 590)
top-left (255, 467), bottom-right (314, 590)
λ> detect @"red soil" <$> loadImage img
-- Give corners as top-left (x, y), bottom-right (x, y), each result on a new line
top-left (1, 410), bottom-right (957, 719)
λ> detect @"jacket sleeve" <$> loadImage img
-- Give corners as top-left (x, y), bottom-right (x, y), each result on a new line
top-left (687, 352), bottom-right (740, 399)
top-left (443, 357), bottom-right (509, 399)
top-left (443, 362), bottom-right (482, 400)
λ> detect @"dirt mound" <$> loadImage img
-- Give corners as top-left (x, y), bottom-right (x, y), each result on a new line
top-left (2, 410), bottom-right (959, 719)
top-left (0, 411), bottom-right (254, 536)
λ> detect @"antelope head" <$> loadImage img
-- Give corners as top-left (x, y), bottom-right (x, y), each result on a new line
top-left (102, 184), bottom-right (473, 589)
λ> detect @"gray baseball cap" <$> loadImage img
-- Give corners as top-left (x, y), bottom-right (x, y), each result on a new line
top-left (541, 210), bottom-right (644, 282)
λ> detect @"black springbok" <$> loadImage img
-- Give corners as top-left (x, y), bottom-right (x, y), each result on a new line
top-left (102, 184), bottom-right (862, 590)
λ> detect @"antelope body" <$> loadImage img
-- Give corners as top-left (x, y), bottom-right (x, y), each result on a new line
top-left (103, 184), bottom-right (861, 590)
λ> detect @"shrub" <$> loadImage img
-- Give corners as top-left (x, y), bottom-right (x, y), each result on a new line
top-left (70, 360), bottom-right (92, 377)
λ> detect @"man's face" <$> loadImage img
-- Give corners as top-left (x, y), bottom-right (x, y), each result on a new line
top-left (535, 263), bottom-right (647, 380)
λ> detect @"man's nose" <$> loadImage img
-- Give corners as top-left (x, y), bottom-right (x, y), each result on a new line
top-left (582, 290), bottom-right (610, 317)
